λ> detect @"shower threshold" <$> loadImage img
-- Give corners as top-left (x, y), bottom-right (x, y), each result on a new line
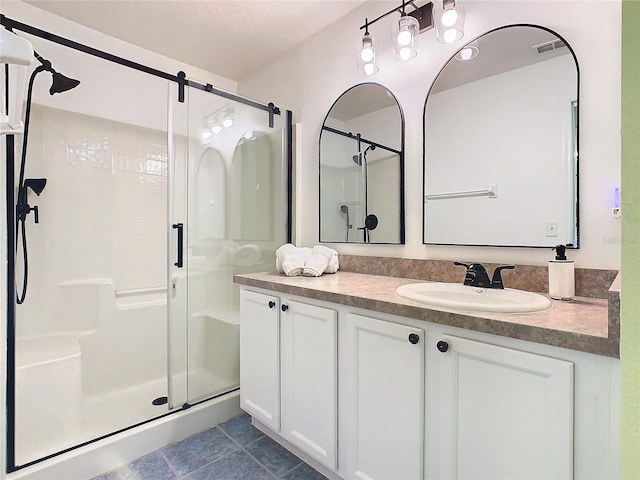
top-left (9, 390), bottom-right (241, 480)
top-left (15, 370), bottom-right (238, 469)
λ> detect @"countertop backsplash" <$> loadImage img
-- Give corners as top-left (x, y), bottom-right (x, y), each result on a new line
top-left (338, 255), bottom-right (619, 299)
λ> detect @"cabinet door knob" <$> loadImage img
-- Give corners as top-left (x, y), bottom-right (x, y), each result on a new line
top-left (281, 304), bottom-right (289, 312)
top-left (437, 340), bottom-right (449, 353)
top-left (268, 301), bottom-right (275, 309)
top-left (408, 333), bottom-right (420, 345)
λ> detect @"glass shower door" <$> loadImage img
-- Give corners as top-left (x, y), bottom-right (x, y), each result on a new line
top-left (181, 83), bottom-right (287, 404)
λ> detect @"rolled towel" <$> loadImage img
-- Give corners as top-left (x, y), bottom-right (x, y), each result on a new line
top-left (276, 244), bottom-right (297, 263)
top-left (276, 244), bottom-right (312, 276)
top-left (324, 251), bottom-right (339, 274)
top-left (303, 245), bottom-right (336, 277)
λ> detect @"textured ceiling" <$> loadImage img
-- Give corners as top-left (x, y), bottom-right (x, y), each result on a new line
top-left (23, 0), bottom-right (366, 80)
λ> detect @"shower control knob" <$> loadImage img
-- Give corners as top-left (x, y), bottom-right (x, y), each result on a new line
top-left (408, 333), bottom-right (420, 345)
top-left (437, 340), bottom-right (449, 353)
top-left (268, 301), bottom-right (275, 309)
top-left (281, 304), bottom-right (289, 312)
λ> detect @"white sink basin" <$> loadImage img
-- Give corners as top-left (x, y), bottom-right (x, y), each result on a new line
top-left (396, 282), bottom-right (552, 313)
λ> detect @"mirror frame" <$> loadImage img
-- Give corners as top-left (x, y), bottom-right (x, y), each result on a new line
top-left (422, 24), bottom-right (580, 249)
top-left (319, 82), bottom-right (406, 244)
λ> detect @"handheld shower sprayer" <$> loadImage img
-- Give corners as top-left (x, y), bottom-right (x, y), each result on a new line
top-left (340, 204), bottom-right (351, 227)
top-left (15, 50), bottom-right (80, 304)
top-left (340, 204), bottom-right (352, 242)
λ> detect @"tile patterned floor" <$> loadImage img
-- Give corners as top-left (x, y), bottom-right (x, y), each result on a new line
top-left (92, 413), bottom-right (329, 480)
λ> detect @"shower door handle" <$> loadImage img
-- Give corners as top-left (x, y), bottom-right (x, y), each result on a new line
top-left (173, 223), bottom-right (184, 268)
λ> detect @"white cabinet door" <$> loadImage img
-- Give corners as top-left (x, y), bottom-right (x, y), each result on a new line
top-left (437, 334), bottom-right (574, 480)
top-left (281, 300), bottom-right (338, 469)
top-left (239, 289), bottom-right (281, 430)
top-left (344, 313), bottom-right (425, 480)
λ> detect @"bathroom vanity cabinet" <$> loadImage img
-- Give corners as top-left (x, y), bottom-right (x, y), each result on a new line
top-left (238, 280), bottom-right (619, 480)
top-left (435, 335), bottom-right (574, 479)
top-left (240, 289), bottom-right (338, 469)
top-left (342, 313), bottom-right (425, 480)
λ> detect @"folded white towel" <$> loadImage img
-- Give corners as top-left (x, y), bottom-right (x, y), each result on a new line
top-left (276, 244), bottom-right (312, 276)
top-left (303, 245), bottom-right (336, 277)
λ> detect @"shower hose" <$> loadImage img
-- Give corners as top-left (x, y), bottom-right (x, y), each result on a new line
top-left (15, 65), bottom-right (45, 305)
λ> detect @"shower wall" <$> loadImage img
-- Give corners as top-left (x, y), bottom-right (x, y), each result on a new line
top-left (17, 104), bottom-right (174, 338)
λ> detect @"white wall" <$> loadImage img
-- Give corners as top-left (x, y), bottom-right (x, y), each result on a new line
top-left (239, 0), bottom-right (622, 269)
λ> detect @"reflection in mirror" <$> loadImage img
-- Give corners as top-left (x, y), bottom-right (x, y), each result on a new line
top-left (423, 25), bottom-right (579, 247)
top-left (194, 148), bottom-right (226, 241)
top-left (320, 83), bottom-right (404, 244)
top-left (232, 130), bottom-right (272, 241)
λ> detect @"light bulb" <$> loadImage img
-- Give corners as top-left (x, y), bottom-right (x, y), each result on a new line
top-left (397, 29), bottom-right (412, 46)
top-left (399, 47), bottom-right (412, 61)
top-left (212, 124), bottom-right (222, 134)
top-left (361, 46), bottom-right (374, 62)
top-left (443, 28), bottom-right (457, 43)
top-left (364, 62), bottom-right (375, 76)
top-left (460, 47), bottom-right (473, 60)
top-left (222, 117), bottom-right (234, 128)
top-left (201, 130), bottom-right (212, 143)
top-left (442, 8), bottom-right (458, 27)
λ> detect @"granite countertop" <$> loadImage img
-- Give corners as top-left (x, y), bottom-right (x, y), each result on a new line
top-left (234, 271), bottom-right (620, 358)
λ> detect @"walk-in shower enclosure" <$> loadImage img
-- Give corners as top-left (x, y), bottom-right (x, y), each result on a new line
top-left (2, 15), bottom-right (291, 471)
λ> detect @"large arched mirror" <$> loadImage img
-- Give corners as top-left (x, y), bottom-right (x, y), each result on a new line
top-left (423, 25), bottom-right (579, 248)
top-left (320, 83), bottom-right (404, 243)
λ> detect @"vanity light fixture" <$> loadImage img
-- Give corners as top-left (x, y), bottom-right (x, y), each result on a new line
top-left (357, 0), bottom-right (466, 75)
top-left (222, 113), bottom-right (235, 128)
top-left (435, 0), bottom-right (466, 44)
top-left (357, 19), bottom-right (379, 76)
top-left (200, 130), bottom-right (213, 143)
top-left (391, 4), bottom-right (419, 61)
top-left (200, 104), bottom-right (235, 142)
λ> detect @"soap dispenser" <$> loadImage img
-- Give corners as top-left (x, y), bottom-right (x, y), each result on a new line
top-left (549, 245), bottom-right (574, 301)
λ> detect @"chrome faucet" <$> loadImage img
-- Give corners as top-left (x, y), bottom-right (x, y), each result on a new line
top-left (454, 262), bottom-right (515, 289)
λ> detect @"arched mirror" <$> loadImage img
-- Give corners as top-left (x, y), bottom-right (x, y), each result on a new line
top-left (193, 148), bottom-right (226, 242)
top-left (320, 83), bottom-right (405, 244)
top-left (232, 130), bottom-right (272, 241)
top-left (423, 25), bottom-right (579, 248)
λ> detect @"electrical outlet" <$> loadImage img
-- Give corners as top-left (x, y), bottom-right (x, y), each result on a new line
top-left (546, 221), bottom-right (559, 237)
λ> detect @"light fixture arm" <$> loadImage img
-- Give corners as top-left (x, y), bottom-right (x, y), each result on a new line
top-left (358, 0), bottom-right (415, 31)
